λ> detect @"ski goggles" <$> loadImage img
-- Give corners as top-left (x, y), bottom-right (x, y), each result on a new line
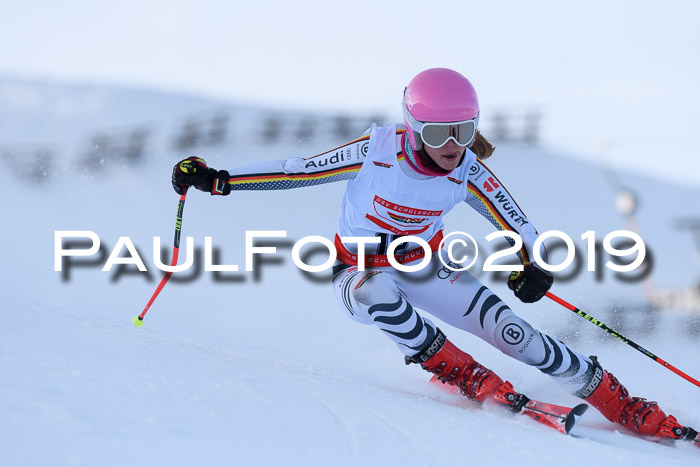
top-left (403, 102), bottom-right (479, 148)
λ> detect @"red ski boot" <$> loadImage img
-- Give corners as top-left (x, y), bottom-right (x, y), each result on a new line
top-left (582, 357), bottom-right (675, 438)
top-left (406, 329), bottom-right (504, 402)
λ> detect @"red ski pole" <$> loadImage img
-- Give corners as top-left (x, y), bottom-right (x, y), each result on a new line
top-left (133, 191), bottom-right (188, 327)
top-left (546, 291), bottom-right (700, 388)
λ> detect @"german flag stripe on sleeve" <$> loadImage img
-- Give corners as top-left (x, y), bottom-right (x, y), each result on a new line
top-left (228, 163), bottom-right (363, 191)
top-left (467, 181), bottom-right (531, 263)
top-left (226, 127), bottom-right (403, 191)
top-left (229, 163), bottom-right (363, 185)
top-left (228, 134), bottom-right (372, 191)
top-left (478, 160), bottom-right (529, 218)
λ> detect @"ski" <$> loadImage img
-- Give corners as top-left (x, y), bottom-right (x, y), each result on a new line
top-left (430, 377), bottom-right (588, 435)
top-left (513, 394), bottom-right (589, 435)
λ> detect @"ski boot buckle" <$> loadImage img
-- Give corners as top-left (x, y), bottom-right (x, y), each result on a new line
top-left (493, 381), bottom-right (529, 413)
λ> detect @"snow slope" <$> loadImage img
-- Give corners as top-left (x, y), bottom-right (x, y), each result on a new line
top-left (2, 294), bottom-right (699, 467)
top-left (1, 79), bottom-right (699, 466)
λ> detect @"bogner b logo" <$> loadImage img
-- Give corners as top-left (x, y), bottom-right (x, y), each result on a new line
top-left (502, 323), bottom-right (524, 345)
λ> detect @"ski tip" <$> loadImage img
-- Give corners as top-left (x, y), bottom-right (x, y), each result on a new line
top-left (564, 403), bottom-right (589, 434)
top-left (133, 316), bottom-right (144, 327)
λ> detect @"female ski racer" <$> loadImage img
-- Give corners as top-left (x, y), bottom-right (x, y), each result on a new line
top-left (171, 68), bottom-right (690, 440)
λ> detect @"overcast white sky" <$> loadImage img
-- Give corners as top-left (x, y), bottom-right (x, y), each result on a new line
top-left (1, 0), bottom-right (699, 185)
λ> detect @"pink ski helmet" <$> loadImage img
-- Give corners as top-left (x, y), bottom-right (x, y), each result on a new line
top-left (403, 68), bottom-right (480, 151)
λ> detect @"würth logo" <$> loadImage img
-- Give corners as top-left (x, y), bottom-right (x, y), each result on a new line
top-left (483, 176), bottom-right (500, 192)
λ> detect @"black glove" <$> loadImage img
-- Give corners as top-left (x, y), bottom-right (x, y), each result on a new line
top-left (171, 157), bottom-right (231, 196)
top-left (507, 262), bottom-right (553, 303)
